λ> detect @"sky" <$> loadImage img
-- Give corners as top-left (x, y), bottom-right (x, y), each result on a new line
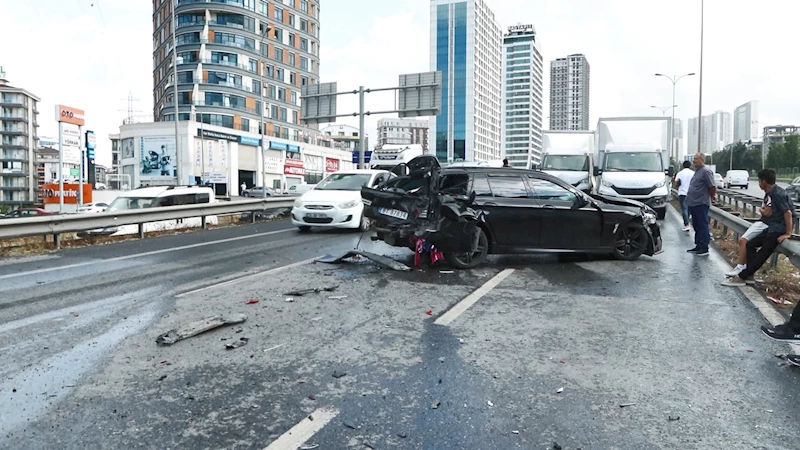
top-left (1, 0), bottom-right (798, 167)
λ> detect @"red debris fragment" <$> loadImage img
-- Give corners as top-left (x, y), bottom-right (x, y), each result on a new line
top-left (160, 360), bottom-right (167, 364)
top-left (246, 299), bottom-right (259, 305)
top-left (298, 380), bottom-right (305, 384)
top-left (560, 360), bottom-right (566, 364)
top-left (70, 312), bottom-right (79, 317)
top-left (308, 395), bottom-right (316, 401)
top-left (425, 309), bottom-right (433, 316)
top-left (747, 349), bottom-right (755, 353)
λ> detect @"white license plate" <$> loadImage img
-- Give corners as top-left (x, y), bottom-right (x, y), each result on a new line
top-left (306, 213), bottom-right (328, 218)
top-left (378, 207), bottom-right (408, 220)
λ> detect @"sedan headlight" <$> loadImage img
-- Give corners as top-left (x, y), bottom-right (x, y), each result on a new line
top-left (339, 200), bottom-right (360, 209)
top-left (293, 199), bottom-right (303, 208)
top-left (601, 178), bottom-right (614, 187)
top-left (643, 212), bottom-right (657, 225)
top-left (655, 180), bottom-right (666, 188)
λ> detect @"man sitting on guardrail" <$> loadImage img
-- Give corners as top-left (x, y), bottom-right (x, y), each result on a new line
top-left (724, 188), bottom-right (772, 278)
top-left (723, 169), bottom-right (794, 287)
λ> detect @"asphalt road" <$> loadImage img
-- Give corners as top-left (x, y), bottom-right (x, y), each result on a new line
top-left (2, 212), bottom-right (799, 449)
top-left (736, 181), bottom-right (787, 198)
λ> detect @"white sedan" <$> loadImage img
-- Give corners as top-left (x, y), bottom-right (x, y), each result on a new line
top-left (77, 202), bottom-right (109, 213)
top-left (714, 173), bottom-right (724, 189)
top-left (291, 170), bottom-right (393, 232)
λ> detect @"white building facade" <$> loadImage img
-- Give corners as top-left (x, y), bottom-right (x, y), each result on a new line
top-left (688, 110), bottom-right (733, 155)
top-left (0, 69), bottom-right (40, 207)
top-left (734, 100), bottom-right (760, 142)
top-left (377, 118), bottom-right (429, 153)
top-left (549, 54), bottom-right (591, 131)
top-left (501, 24), bottom-right (544, 168)
top-left (430, 0), bottom-right (503, 163)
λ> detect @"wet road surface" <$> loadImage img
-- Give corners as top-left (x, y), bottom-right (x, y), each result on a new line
top-left (2, 212), bottom-right (799, 449)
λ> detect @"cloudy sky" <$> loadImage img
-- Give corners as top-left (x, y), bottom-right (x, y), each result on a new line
top-left (1, 0), bottom-right (797, 167)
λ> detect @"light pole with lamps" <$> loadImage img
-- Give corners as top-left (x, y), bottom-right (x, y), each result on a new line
top-left (259, 23), bottom-right (272, 198)
top-left (655, 72), bottom-right (695, 162)
top-left (651, 105), bottom-right (677, 116)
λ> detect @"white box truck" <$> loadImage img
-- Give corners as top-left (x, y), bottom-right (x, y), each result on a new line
top-left (594, 117), bottom-right (674, 220)
top-left (537, 130), bottom-right (596, 193)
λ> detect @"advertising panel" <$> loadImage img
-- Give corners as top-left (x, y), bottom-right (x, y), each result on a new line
top-left (55, 105), bottom-right (85, 126)
top-left (325, 157), bottom-right (340, 172)
top-left (264, 157), bottom-right (282, 174)
top-left (207, 140), bottom-right (214, 167)
top-left (140, 136), bottom-right (177, 180)
top-left (41, 183), bottom-right (93, 204)
top-left (122, 138), bottom-right (135, 158)
top-left (219, 139), bottom-right (228, 167)
top-left (284, 158), bottom-right (305, 176)
top-left (239, 136), bottom-right (261, 146)
top-left (195, 140), bottom-right (202, 167)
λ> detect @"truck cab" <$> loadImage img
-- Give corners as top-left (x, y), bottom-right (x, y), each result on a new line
top-left (369, 144), bottom-right (424, 171)
top-left (537, 130), bottom-right (596, 193)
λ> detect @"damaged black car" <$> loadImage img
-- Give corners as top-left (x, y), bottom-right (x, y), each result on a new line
top-left (361, 155), bottom-right (663, 269)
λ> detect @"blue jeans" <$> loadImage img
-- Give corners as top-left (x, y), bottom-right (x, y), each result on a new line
top-left (678, 195), bottom-right (690, 226)
top-left (689, 204), bottom-right (710, 252)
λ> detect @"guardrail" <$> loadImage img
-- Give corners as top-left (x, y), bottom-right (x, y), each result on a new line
top-left (671, 188), bottom-right (800, 270)
top-left (0, 198), bottom-right (295, 246)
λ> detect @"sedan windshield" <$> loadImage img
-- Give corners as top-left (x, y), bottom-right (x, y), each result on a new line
top-left (315, 173), bottom-right (372, 191)
top-left (542, 155), bottom-right (589, 171)
top-left (106, 197), bottom-right (156, 212)
top-left (604, 153), bottom-right (663, 172)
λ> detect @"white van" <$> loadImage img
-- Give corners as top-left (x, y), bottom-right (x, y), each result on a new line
top-left (725, 170), bottom-right (749, 189)
top-left (80, 185), bottom-right (217, 237)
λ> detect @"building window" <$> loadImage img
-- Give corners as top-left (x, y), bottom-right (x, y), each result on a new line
top-left (300, 57), bottom-right (308, 70)
top-left (300, 19), bottom-right (307, 32)
top-left (289, 52), bottom-right (296, 66)
top-left (275, 47), bottom-right (283, 62)
top-left (288, 32), bottom-right (295, 46)
top-left (274, 27), bottom-right (283, 41)
top-left (268, 84), bottom-right (276, 99)
top-left (253, 79), bottom-right (262, 95)
top-left (275, 7), bottom-right (283, 21)
top-left (300, 0), bottom-right (308, 13)
top-left (271, 105), bottom-right (279, 120)
top-left (300, 38), bottom-right (308, 51)
top-left (241, 118), bottom-right (250, 131)
top-left (289, 14), bottom-right (295, 27)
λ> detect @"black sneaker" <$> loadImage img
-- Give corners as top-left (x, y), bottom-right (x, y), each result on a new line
top-left (761, 324), bottom-right (800, 343)
top-left (788, 355), bottom-right (800, 367)
top-left (687, 248), bottom-right (699, 253)
top-left (696, 250), bottom-right (710, 256)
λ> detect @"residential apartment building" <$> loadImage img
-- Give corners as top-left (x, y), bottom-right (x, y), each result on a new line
top-left (549, 54), bottom-right (590, 131)
top-left (376, 118), bottom-right (429, 152)
top-left (688, 110), bottom-right (732, 155)
top-left (501, 24), bottom-right (544, 168)
top-left (733, 100), bottom-right (760, 142)
top-left (430, 0), bottom-right (503, 163)
top-left (0, 68), bottom-right (40, 207)
top-left (152, 0), bottom-right (320, 142)
top-left (321, 124), bottom-right (367, 152)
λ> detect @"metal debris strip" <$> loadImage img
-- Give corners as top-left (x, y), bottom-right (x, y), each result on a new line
top-left (316, 250), bottom-right (412, 271)
top-left (284, 285), bottom-right (340, 296)
top-left (156, 314), bottom-right (247, 346)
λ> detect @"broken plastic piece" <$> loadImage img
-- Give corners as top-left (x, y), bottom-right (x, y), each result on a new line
top-left (317, 250), bottom-right (412, 271)
top-left (225, 337), bottom-right (249, 349)
top-left (332, 371), bottom-right (347, 379)
top-left (431, 401), bottom-right (441, 409)
top-left (156, 314), bottom-right (247, 346)
top-left (329, 295), bottom-right (348, 300)
top-left (425, 309), bottom-right (433, 316)
top-left (669, 416), bottom-right (680, 421)
top-left (487, 400), bottom-right (494, 407)
top-left (511, 430), bottom-right (519, 434)
top-left (245, 299), bottom-right (259, 305)
top-left (619, 403), bottom-right (636, 408)
top-left (284, 285), bottom-right (339, 296)
top-left (300, 445), bottom-right (319, 450)
top-left (556, 387), bottom-right (564, 394)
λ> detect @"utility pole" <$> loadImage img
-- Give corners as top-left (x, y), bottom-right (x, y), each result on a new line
top-left (260, 23), bottom-right (271, 197)
top-left (170, 0), bottom-right (182, 184)
top-left (697, 0), bottom-right (705, 157)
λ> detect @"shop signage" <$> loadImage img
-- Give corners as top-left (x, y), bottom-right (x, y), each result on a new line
top-left (284, 158), bottom-right (305, 176)
top-left (239, 136), bottom-right (261, 146)
top-left (41, 183), bottom-right (92, 204)
top-left (55, 105), bottom-right (85, 126)
top-left (198, 129), bottom-right (238, 142)
top-left (264, 157), bottom-right (282, 174)
top-left (325, 157), bottom-right (340, 172)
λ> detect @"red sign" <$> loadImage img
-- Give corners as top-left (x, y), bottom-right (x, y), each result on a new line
top-left (284, 158), bottom-right (305, 176)
top-left (325, 157), bottom-right (340, 172)
top-left (41, 183), bottom-right (93, 204)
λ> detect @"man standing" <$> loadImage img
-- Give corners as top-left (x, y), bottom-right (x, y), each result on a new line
top-left (724, 169), bottom-right (793, 287)
top-left (673, 160), bottom-right (694, 232)
top-left (685, 153), bottom-right (717, 256)
top-left (240, 181), bottom-right (247, 195)
top-left (502, 158), bottom-right (510, 168)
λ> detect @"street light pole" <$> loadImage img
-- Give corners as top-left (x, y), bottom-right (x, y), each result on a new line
top-left (655, 72), bottom-right (695, 162)
top-left (171, 0), bottom-right (182, 184)
top-left (651, 105), bottom-right (677, 116)
top-left (260, 23), bottom-right (272, 198)
top-left (697, 0), bottom-right (705, 157)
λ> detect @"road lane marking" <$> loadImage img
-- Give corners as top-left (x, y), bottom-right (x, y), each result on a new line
top-left (263, 406), bottom-right (339, 450)
top-left (434, 268), bottom-right (515, 326)
top-left (0, 228), bottom-right (294, 281)
top-left (175, 257), bottom-right (321, 298)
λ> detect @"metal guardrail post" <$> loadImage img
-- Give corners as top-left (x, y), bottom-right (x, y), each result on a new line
top-left (138, 223), bottom-right (145, 239)
top-left (201, 216), bottom-right (207, 229)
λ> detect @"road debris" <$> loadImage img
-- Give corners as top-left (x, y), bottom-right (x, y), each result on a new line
top-left (556, 387), bottom-right (564, 394)
top-left (317, 250), bottom-right (412, 271)
top-left (329, 295), bottom-right (348, 300)
top-left (487, 401), bottom-right (494, 407)
top-left (669, 416), bottom-right (680, 421)
top-left (620, 403), bottom-right (636, 408)
top-left (397, 433), bottom-right (407, 439)
top-left (553, 442), bottom-right (563, 450)
top-left (311, 317), bottom-right (323, 322)
top-left (285, 298), bottom-right (295, 303)
top-left (300, 445), bottom-right (319, 450)
top-left (512, 430), bottom-right (519, 434)
top-left (431, 401), bottom-right (441, 409)
top-left (425, 309), bottom-right (433, 316)
top-left (70, 312), bottom-right (79, 317)
top-left (364, 443), bottom-right (376, 449)
top-left (308, 395), bottom-right (316, 401)
top-left (440, 270), bottom-right (454, 274)
top-left (332, 371), bottom-right (347, 379)
top-left (225, 337), bottom-right (249, 349)
top-left (156, 314), bottom-right (247, 346)
top-left (158, 375), bottom-right (167, 381)
top-left (439, 357), bottom-right (445, 363)
top-left (245, 299), bottom-right (259, 305)
top-left (284, 285), bottom-right (339, 296)
top-left (343, 421), bottom-right (359, 430)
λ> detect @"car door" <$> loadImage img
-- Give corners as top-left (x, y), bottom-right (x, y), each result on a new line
top-left (471, 173), bottom-right (541, 248)
top-left (527, 176), bottom-right (603, 250)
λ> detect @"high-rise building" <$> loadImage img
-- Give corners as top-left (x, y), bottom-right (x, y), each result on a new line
top-left (549, 54), bottom-right (590, 131)
top-left (0, 68), bottom-right (40, 207)
top-left (377, 118), bottom-right (429, 152)
top-left (733, 100), bottom-right (760, 142)
top-left (501, 24), bottom-right (544, 168)
top-left (152, 0), bottom-right (320, 142)
top-left (430, 0), bottom-right (503, 163)
top-left (688, 110), bottom-right (732, 155)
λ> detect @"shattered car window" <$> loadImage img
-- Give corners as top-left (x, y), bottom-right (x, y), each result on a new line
top-left (440, 174), bottom-right (470, 195)
top-left (487, 176), bottom-right (528, 198)
top-left (472, 174), bottom-right (492, 197)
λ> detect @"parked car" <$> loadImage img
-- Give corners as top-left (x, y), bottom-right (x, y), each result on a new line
top-left (786, 177), bottom-right (800, 202)
top-left (714, 173), bottom-right (724, 189)
top-left (361, 155), bottom-right (663, 269)
top-left (1, 208), bottom-right (56, 219)
top-left (77, 202), bottom-right (109, 213)
top-left (287, 184), bottom-right (316, 195)
top-left (724, 170), bottom-right (749, 189)
top-left (291, 170), bottom-right (393, 232)
top-left (242, 186), bottom-right (276, 197)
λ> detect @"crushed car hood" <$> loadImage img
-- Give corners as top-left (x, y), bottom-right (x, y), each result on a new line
top-left (589, 193), bottom-right (651, 214)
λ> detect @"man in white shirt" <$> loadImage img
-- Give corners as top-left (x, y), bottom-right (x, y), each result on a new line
top-left (672, 160), bottom-right (694, 231)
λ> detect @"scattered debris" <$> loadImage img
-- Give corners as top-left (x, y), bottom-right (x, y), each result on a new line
top-left (225, 337), bottom-right (249, 350)
top-left (158, 375), bottom-right (167, 381)
top-left (308, 395), bottom-right (316, 401)
top-left (284, 285), bottom-right (339, 296)
top-left (556, 387), bottom-right (564, 394)
top-left (425, 309), bottom-right (433, 316)
top-left (458, 338), bottom-right (465, 344)
top-left (245, 299), bottom-right (259, 305)
top-left (553, 442), bottom-right (563, 450)
top-left (311, 317), bottom-right (322, 322)
top-left (329, 295), bottom-right (348, 300)
top-left (620, 403), bottom-right (636, 408)
top-left (439, 357), bottom-right (445, 363)
top-left (431, 401), bottom-right (441, 409)
top-left (12, 388), bottom-right (16, 393)
top-left (397, 433), bottom-right (407, 439)
top-left (263, 343), bottom-right (285, 353)
top-left (487, 401), bottom-right (494, 407)
top-left (669, 416), bottom-right (680, 421)
top-left (747, 349), bottom-right (755, 353)
top-left (300, 445), bottom-right (319, 450)
top-left (70, 312), bottom-right (79, 317)
top-left (343, 421), bottom-right (358, 430)
top-left (440, 270), bottom-right (455, 274)
top-left (156, 314), bottom-right (247, 346)
top-left (512, 430), bottom-right (519, 434)
top-left (332, 371), bottom-right (347, 379)
top-left (317, 250), bottom-right (412, 271)
top-left (364, 443), bottom-right (376, 449)
top-left (767, 409), bottom-right (774, 413)
top-left (285, 298), bottom-right (295, 303)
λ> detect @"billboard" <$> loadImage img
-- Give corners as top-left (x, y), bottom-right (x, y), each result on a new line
top-left (55, 105), bottom-right (85, 126)
top-left (122, 138), bottom-right (135, 158)
top-left (284, 158), bottom-right (304, 176)
top-left (140, 136), bottom-right (177, 180)
top-left (41, 183), bottom-right (92, 204)
top-left (325, 157), bottom-right (340, 172)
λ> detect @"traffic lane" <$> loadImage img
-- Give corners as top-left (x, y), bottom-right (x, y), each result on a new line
top-left (741, 181), bottom-right (787, 198)
top-left (0, 217), bottom-right (295, 279)
top-left (3, 256), bottom-right (503, 449)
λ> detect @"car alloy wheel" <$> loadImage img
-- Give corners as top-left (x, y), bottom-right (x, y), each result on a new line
top-left (613, 222), bottom-right (648, 261)
top-left (444, 228), bottom-right (488, 269)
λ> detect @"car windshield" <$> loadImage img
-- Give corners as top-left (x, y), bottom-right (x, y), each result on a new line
top-left (315, 173), bottom-right (372, 191)
top-left (106, 196), bottom-right (156, 212)
top-left (604, 153), bottom-right (663, 172)
top-left (542, 155), bottom-right (589, 171)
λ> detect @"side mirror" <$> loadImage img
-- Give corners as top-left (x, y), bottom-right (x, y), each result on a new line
top-left (593, 166), bottom-right (602, 176)
top-left (667, 167), bottom-right (675, 177)
top-left (391, 163), bottom-right (409, 177)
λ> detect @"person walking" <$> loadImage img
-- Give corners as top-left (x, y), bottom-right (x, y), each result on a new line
top-left (685, 152), bottom-right (717, 256)
top-left (240, 181), bottom-right (247, 195)
top-left (673, 160), bottom-right (694, 232)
